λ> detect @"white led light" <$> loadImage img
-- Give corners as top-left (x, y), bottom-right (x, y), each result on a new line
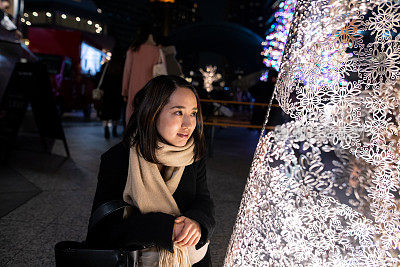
top-left (95, 23), bottom-right (100, 28)
top-left (21, 18), bottom-right (25, 22)
top-left (61, 14), bottom-right (67, 19)
top-left (26, 21), bottom-right (31, 26)
top-left (76, 17), bottom-right (80, 21)
top-left (23, 13), bottom-right (28, 17)
top-left (199, 66), bottom-right (222, 92)
top-left (46, 12), bottom-right (52, 17)
top-left (32, 12), bottom-right (38, 17)
top-left (87, 20), bottom-right (92, 25)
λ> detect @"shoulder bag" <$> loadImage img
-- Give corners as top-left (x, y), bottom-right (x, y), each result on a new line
top-left (54, 200), bottom-right (143, 267)
top-left (152, 49), bottom-right (168, 77)
top-left (92, 61), bottom-right (109, 101)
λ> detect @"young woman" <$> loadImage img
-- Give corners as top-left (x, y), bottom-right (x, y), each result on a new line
top-left (87, 75), bottom-right (215, 266)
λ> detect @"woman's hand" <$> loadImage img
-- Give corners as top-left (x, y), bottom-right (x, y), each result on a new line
top-left (173, 220), bottom-right (185, 240)
top-left (173, 216), bottom-right (201, 247)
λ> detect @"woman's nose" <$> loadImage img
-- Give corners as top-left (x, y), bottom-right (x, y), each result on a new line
top-left (182, 115), bottom-right (192, 128)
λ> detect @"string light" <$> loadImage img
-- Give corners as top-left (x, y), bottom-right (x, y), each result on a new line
top-left (46, 12), bottom-right (52, 17)
top-left (87, 20), bottom-right (92, 25)
top-left (23, 13), bottom-right (28, 17)
top-left (106, 52), bottom-right (111, 60)
top-left (262, 0), bottom-right (297, 72)
top-left (32, 12), bottom-right (38, 17)
top-left (26, 21), bottom-right (31, 26)
top-left (61, 14), bottom-right (67, 19)
top-left (76, 17), bottom-right (80, 22)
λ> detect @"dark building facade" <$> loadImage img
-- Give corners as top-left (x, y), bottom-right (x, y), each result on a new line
top-left (226, 0), bottom-right (278, 38)
top-left (150, 0), bottom-right (200, 37)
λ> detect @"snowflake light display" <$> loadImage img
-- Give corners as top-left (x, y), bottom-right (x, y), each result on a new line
top-left (199, 65), bottom-right (222, 92)
top-left (225, 0), bottom-right (400, 266)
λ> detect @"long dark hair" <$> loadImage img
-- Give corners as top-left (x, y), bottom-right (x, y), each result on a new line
top-left (123, 75), bottom-right (206, 163)
top-left (129, 25), bottom-right (153, 52)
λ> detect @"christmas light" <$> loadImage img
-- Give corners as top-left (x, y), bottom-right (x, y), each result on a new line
top-left (32, 12), bottom-right (38, 17)
top-left (61, 14), bottom-right (67, 19)
top-left (225, 0), bottom-right (400, 266)
top-left (262, 0), bottom-right (297, 72)
top-left (76, 17), bottom-right (80, 22)
top-left (46, 12), bottom-right (52, 17)
top-left (199, 65), bottom-right (222, 92)
top-left (87, 20), bottom-right (92, 25)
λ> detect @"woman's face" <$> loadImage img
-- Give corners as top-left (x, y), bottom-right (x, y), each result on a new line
top-left (156, 87), bottom-right (198, 147)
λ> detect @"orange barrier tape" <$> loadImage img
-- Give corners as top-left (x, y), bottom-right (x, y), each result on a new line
top-left (204, 121), bottom-right (275, 129)
top-left (200, 99), bottom-right (280, 107)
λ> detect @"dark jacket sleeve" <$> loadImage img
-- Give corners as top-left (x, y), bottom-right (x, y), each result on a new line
top-left (86, 146), bottom-right (175, 252)
top-left (183, 157), bottom-right (215, 249)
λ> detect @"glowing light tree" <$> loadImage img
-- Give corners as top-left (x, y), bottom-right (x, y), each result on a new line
top-left (199, 65), bottom-right (222, 92)
top-left (224, 0), bottom-right (400, 266)
top-left (261, 0), bottom-right (297, 81)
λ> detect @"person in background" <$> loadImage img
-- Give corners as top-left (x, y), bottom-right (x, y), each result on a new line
top-left (87, 75), bottom-right (215, 266)
top-left (249, 68), bottom-right (278, 127)
top-left (98, 53), bottom-right (123, 139)
top-left (122, 25), bottom-right (165, 126)
top-left (0, 0), bottom-right (22, 40)
top-left (159, 37), bottom-right (183, 76)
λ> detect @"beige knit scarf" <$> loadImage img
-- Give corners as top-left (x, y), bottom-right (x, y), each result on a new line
top-left (123, 138), bottom-right (208, 266)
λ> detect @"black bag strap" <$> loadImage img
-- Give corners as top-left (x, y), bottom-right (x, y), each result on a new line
top-left (88, 200), bottom-right (131, 233)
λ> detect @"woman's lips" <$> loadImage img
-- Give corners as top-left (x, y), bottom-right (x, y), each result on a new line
top-left (177, 133), bottom-right (189, 139)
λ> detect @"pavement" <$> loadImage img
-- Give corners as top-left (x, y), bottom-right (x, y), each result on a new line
top-left (0, 114), bottom-right (260, 266)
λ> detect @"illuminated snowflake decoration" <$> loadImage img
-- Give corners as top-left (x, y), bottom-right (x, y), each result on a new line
top-left (199, 65), bottom-right (222, 92)
top-left (225, 0), bottom-right (400, 266)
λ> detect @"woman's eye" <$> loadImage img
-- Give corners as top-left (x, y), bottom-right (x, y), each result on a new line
top-left (174, 111), bottom-right (183, 115)
top-left (191, 112), bottom-right (197, 117)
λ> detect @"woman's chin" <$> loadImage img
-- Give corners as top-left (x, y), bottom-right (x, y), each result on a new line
top-left (170, 139), bottom-right (189, 147)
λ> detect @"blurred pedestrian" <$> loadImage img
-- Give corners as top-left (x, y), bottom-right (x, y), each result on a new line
top-left (122, 25), bottom-right (165, 125)
top-left (159, 37), bottom-right (183, 76)
top-left (0, 0), bottom-right (22, 40)
top-left (249, 68), bottom-right (278, 126)
top-left (98, 54), bottom-right (123, 139)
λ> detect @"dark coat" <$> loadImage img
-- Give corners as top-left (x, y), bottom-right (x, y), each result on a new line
top-left (97, 62), bottom-right (122, 121)
top-left (86, 142), bottom-right (215, 265)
